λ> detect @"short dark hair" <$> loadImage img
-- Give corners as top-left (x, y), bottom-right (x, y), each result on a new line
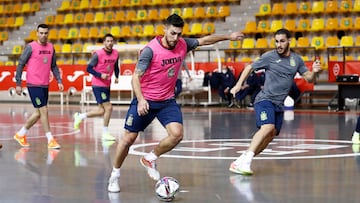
top-left (165, 13), bottom-right (184, 28)
top-left (103, 33), bottom-right (114, 41)
top-left (274, 28), bottom-right (291, 39)
top-left (37, 24), bottom-right (49, 30)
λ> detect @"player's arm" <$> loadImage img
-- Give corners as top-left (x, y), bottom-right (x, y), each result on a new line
top-left (86, 53), bottom-right (101, 78)
top-left (197, 32), bottom-right (244, 46)
top-left (15, 45), bottom-right (32, 95)
top-left (230, 64), bottom-right (253, 97)
top-left (302, 60), bottom-right (321, 83)
top-left (182, 61), bottom-right (192, 79)
top-left (114, 56), bottom-right (120, 84)
top-left (15, 45), bottom-right (32, 86)
top-left (50, 48), bottom-right (62, 83)
top-left (50, 49), bottom-right (64, 91)
top-left (132, 47), bottom-right (152, 116)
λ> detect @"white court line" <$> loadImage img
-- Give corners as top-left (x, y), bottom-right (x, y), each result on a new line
top-left (129, 139), bottom-right (360, 160)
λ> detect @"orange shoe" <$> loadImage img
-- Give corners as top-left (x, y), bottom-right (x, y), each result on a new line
top-left (14, 133), bottom-right (30, 147)
top-left (48, 139), bottom-right (61, 149)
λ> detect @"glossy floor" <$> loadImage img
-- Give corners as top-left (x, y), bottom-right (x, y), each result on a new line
top-left (0, 103), bottom-right (359, 203)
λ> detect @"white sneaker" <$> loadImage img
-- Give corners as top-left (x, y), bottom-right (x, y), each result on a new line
top-left (352, 133), bottom-right (360, 144)
top-left (229, 155), bottom-right (253, 175)
top-left (102, 132), bottom-right (116, 141)
top-left (229, 161), bottom-right (253, 175)
top-left (140, 156), bottom-right (160, 181)
top-left (108, 176), bottom-right (120, 193)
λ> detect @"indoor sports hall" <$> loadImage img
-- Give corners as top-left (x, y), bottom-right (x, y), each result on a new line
top-left (1, 0), bottom-right (360, 203)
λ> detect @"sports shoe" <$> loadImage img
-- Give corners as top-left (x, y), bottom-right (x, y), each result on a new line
top-left (48, 139), bottom-right (61, 149)
top-left (108, 176), bottom-right (120, 193)
top-left (14, 133), bottom-right (30, 147)
top-left (229, 160), bottom-right (253, 176)
top-left (73, 112), bottom-right (82, 130)
top-left (352, 144), bottom-right (360, 153)
top-left (140, 156), bottom-right (160, 181)
top-left (352, 133), bottom-right (360, 144)
top-left (102, 132), bottom-right (116, 141)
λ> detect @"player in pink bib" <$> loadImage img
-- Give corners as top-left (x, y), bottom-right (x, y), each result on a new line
top-left (13, 24), bottom-right (63, 149)
top-left (73, 34), bottom-right (120, 142)
top-left (107, 14), bottom-right (244, 193)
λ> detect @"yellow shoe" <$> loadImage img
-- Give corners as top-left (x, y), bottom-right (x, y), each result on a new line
top-left (73, 112), bottom-right (82, 130)
top-left (102, 132), bottom-right (116, 141)
top-left (48, 139), bottom-right (61, 149)
top-left (14, 133), bottom-right (30, 147)
top-left (352, 133), bottom-right (360, 144)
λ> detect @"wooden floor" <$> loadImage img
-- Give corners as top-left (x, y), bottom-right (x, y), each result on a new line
top-left (0, 103), bottom-right (360, 203)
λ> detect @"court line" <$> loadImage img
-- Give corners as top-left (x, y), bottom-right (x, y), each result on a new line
top-left (129, 139), bottom-right (360, 160)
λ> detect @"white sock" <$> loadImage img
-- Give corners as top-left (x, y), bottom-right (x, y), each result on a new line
top-left (18, 127), bottom-right (28, 136)
top-left (243, 151), bottom-right (254, 164)
top-left (144, 151), bottom-right (158, 161)
top-left (79, 113), bottom-right (87, 120)
top-left (246, 151), bottom-right (255, 158)
top-left (353, 131), bottom-right (359, 137)
top-left (234, 153), bottom-right (246, 164)
top-left (45, 132), bottom-right (54, 143)
top-left (103, 126), bottom-right (109, 134)
top-left (112, 167), bottom-right (121, 177)
top-left (235, 151), bottom-right (254, 165)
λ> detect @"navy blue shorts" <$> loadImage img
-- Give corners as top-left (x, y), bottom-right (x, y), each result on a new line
top-left (27, 86), bottom-right (49, 108)
top-left (124, 98), bottom-right (183, 132)
top-left (92, 86), bottom-right (110, 104)
top-left (254, 100), bottom-right (284, 135)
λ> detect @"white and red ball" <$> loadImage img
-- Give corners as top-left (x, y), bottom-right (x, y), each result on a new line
top-left (155, 177), bottom-right (180, 202)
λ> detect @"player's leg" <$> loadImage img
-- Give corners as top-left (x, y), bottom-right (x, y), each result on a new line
top-left (352, 116), bottom-right (360, 144)
top-left (251, 124), bottom-right (276, 155)
top-left (154, 122), bottom-right (183, 156)
top-left (37, 88), bottom-right (60, 149)
top-left (101, 102), bottom-right (115, 141)
top-left (108, 99), bottom-right (153, 192)
top-left (73, 86), bottom-right (108, 129)
top-left (14, 87), bottom-right (42, 147)
top-left (230, 100), bottom-right (276, 175)
top-left (108, 130), bottom-right (139, 193)
top-left (140, 99), bottom-right (183, 181)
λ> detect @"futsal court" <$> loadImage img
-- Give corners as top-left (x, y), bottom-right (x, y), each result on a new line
top-left (0, 102), bottom-right (359, 203)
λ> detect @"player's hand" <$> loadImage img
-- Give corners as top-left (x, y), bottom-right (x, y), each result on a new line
top-left (101, 73), bottom-right (110, 79)
top-left (229, 32), bottom-right (244, 41)
top-left (312, 60), bottom-right (321, 73)
top-left (137, 99), bottom-right (149, 116)
top-left (58, 83), bottom-right (64, 91)
top-left (230, 86), bottom-right (240, 97)
top-left (15, 86), bottom-right (22, 96)
top-left (114, 78), bottom-right (119, 84)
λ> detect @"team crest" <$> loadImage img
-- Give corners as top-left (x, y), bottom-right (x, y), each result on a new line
top-left (35, 97), bottom-right (41, 105)
top-left (43, 57), bottom-right (48, 64)
top-left (260, 111), bottom-right (268, 121)
top-left (168, 67), bottom-right (175, 77)
top-left (106, 65), bottom-right (111, 72)
top-left (101, 92), bottom-right (107, 100)
top-left (126, 114), bottom-right (133, 126)
top-left (290, 57), bottom-right (296, 67)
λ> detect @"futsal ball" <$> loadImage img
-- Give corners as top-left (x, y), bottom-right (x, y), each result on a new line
top-left (155, 177), bottom-right (180, 202)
